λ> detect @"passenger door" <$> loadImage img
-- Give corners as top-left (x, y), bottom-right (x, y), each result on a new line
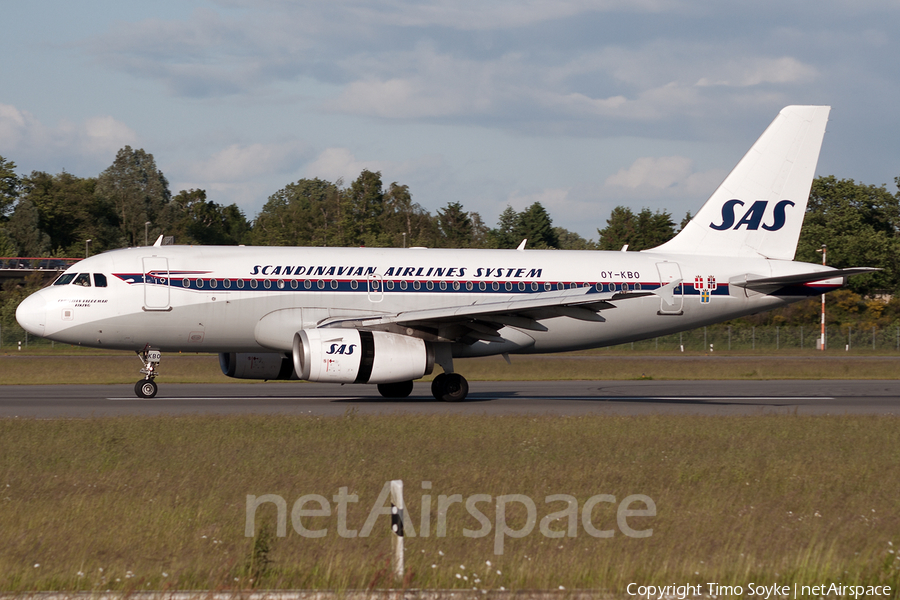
top-left (655, 261), bottom-right (683, 315)
top-left (142, 256), bottom-right (171, 311)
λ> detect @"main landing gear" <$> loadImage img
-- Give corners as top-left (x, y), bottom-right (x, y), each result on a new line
top-left (430, 373), bottom-right (469, 402)
top-left (135, 348), bottom-right (161, 398)
top-left (374, 373), bottom-right (470, 401)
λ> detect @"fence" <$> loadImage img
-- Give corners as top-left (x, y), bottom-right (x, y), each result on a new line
top-left (0, 257), bottom-right (81, 271)
top-left (3, 322), bottom-right (900, 353)
top-left (612, 324), bottom-right (900, 353)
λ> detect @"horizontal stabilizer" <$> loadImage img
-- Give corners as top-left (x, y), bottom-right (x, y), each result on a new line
top-left (730, 267), bottom-right (879, 292)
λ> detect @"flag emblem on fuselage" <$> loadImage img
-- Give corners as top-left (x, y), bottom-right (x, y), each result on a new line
top-left (694, 275), bottom-right (717, 304)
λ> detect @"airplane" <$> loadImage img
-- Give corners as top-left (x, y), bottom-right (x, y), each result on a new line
top-left (16, 105), bottom-right (876, 401)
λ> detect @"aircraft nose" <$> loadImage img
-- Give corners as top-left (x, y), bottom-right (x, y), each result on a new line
top-left (16, 290), bottom-right (47, 337)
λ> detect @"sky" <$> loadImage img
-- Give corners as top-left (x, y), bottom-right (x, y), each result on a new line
top-left (2, 0), bottom-right (899, 240)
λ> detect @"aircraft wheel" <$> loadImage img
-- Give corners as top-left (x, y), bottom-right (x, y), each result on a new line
top-left (135, 379), bottom-right (158, 399)
top-left (436, 373), bottom-right (468, 402)
top-left (377, 380), bottom-right (414, 398)
top-left (431, 373), bottom-right (448, 400)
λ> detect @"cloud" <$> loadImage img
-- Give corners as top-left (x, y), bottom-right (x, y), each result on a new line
top-left (506, 187), bottom-right (572, 212)
top-left (81, 117), bottom-right (139, 156)
top-left (84, 8), bottom-right (319, 97)
top-left (304, 148), bottom-right (397, 184)
top-left (216, 0), bottom-right (668, 31)
top-left (604, 155), bottom-right (726, 199)
top-left (606, 156), bottom-right (694, 190)
top-left (189, 141), bottom-right (311, 182)
top-left (328, 48), bottom-right (504, 119)
top-left (169, 179), bottom-right (275, 217)
top-left (0, 103), bottom-right (137, 172)
top-left (695, 57), bottom-right (817, 87)
top-left (303, 147), bottom-right (445, 188)
top-left (78, 0), bottom-right (829, 144)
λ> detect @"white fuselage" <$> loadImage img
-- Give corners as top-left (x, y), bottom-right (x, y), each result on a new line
top-left (17, 244), bottom-right (838, 357)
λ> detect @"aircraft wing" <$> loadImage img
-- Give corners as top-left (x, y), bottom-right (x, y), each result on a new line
top-left (320, 282), bottom-right (674, 343)
top-left (730, 268), bottom-right (879, 293)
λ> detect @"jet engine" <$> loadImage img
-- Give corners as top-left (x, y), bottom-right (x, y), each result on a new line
top-left (219, 352), bottom-right (298, 380)
top-left (293, 329), bottom-right (434, 384)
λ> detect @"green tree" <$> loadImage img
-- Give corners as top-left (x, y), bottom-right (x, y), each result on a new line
top-left (554, 227), bottom-right (598, 250)
top-left (160, 189), bottom-right (250, 245)
top-left (0, 227), bottom-right (15, 256)
top-left (381, 183), bottom-right (438, 247)
top-left (491, 205), bottom-right (520, 248)
top-left (0, 271), bottom-right (45, 345)
top-left (95, 146), bottom-right (171, 247)
top-left (21, 171), bottom-right (119, 256)
top-left (796, 176), bottom-right (900, 294)
top-left (468, 212), bottom-right (491, 249)
top-left (221, 204), bottom-right (252, 245)
top-left (5, 199), bottom-right (50, 256)
top-left (0, 155), bottom-right (19, 219)
top-left (597, 206), bottom-right (676, 251)
top-left (251, 178), bottom-right (342, 246)
top-left (342, 170), bottom-right (385, 247)
top-left (515, 202), bottom-right (559, 249)
top-left (436, 201), bottom-right (474, 248)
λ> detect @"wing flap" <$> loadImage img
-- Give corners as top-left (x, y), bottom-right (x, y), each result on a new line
top-left (319, 285), bottom-right (658, 340)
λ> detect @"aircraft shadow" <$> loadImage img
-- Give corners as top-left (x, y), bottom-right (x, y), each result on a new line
top-left (472, 394), bottom-right (792, 406)
top-left (331, 395), bottom-right (493, 404)
top-left (330, 393), bottom-right (792, 406)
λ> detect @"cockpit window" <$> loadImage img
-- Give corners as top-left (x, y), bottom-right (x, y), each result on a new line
top-left (73, 273), bottom-right (92, 287)
top-left (93, 273), bottom-right (107, 287)
top-left (54, 273), bottom-right (77, 286)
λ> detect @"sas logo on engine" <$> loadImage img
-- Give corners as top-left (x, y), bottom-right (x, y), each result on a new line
top-left (710, 199), bottom-right (795, 231)
top-left (326, 343), bottom-right (357, 355)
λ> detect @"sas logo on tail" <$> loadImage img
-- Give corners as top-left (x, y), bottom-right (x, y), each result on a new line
top-left (710, 199), bottom-right (795, 231)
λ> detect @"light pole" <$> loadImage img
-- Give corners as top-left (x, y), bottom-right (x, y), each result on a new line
top-left (145, 221), bottom-right (152, 246)
top-left (85, 239), bottom-right (92, 259)
top-left (815, 244), bottom-right (826, 350)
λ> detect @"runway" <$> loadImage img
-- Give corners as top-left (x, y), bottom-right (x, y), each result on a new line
top-left (2, 380), bottom-right (900, 417)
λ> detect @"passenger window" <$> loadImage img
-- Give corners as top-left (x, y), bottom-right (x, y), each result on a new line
top-left (54, 273), bottom-right (77, 285)
top-left (73, 273), bottom-right (91, 287)
top-left (93, 274), bottom-right (108, 287)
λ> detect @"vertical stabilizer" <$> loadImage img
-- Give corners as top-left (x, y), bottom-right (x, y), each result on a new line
top-left (646, 105), bottom-right (830, 260)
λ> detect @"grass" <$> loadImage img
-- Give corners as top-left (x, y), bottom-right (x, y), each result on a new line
top-left (1, 414), bottom-right (898, 594)
top-left (2, 351), bottom-right (900, 384)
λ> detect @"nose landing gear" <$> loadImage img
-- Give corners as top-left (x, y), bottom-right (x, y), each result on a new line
top-left (135, 348), bottom-right (161, 398)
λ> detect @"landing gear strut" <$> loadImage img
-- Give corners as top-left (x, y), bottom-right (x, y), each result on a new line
top-left (135, 348), bottom-right (161, 398)
top-left (431, 372), bottom-right (469, 402)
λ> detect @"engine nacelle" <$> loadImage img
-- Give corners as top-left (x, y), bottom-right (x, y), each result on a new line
top-left (293, 329), bottom-right (434, 384)
top-left (219, 352), bottom-right (298, 380)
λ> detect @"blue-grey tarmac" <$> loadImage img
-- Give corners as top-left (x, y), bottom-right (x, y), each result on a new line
top-left (1, 380), bottom-right (900, 417)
